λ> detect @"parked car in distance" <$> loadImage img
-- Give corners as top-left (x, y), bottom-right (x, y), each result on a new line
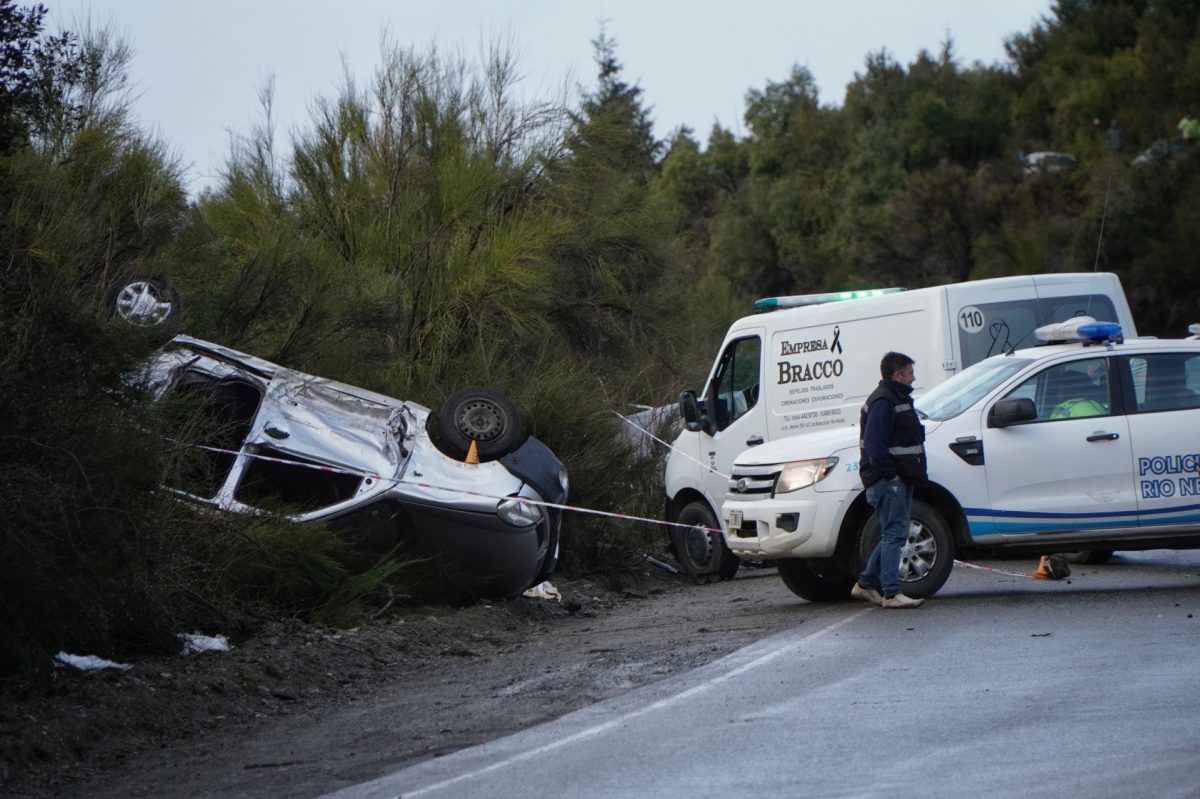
top-left (722, 318), bottom-right (1200, 602)
top-left (1021, 151), bottom-right (1077, 176)
top-left (1131, 139), bottom-right (1190, 167)
top-left (139, 336), bottom-right (567, 599)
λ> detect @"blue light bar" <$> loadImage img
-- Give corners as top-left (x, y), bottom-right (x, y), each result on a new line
top-left (1076, 322), bottom-right (1123, 342)
top-left (1034, 316), bottom-right (1122, 343)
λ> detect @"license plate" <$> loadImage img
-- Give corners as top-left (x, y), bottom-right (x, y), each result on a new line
top-left (727, 509), bottom-right (743, 528)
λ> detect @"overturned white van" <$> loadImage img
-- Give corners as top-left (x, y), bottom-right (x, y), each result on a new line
top-left (664, 273), bottom-right (1137, 579)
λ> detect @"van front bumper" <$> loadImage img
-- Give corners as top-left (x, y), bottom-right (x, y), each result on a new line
top-left (721, 492), bottom-right (846, 559)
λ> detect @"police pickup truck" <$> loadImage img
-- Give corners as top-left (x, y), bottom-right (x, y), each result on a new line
top-left (721, 319), bottom-right (1200, 601)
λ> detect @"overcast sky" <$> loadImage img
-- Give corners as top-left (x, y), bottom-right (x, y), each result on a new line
top-left (56, 1), bottom-right (1054, 196)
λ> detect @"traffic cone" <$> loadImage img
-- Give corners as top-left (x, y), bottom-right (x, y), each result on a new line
top-left (465, 440), bottom-right (480, 465)
top-left (1033, 554), bottom-right (1071, 579)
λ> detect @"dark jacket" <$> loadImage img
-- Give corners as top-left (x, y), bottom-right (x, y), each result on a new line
top-left (859, 379), bottom-right (927, 488)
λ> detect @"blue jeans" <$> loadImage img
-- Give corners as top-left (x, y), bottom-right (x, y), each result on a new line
top-left (859, 479), bottom-right (914, 599)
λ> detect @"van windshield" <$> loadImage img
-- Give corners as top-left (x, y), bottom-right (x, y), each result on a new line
top-left (917, 357), bottom-right (1034, 421)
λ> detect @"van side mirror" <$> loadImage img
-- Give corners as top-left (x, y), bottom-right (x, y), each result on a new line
top-left (679, 390), bottom-right (707, 433)
top-left (988, 397), bottom-right (1037, 428)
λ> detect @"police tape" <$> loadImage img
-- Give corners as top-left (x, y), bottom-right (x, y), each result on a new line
top-left (951, 559), bottom-right (1043, 580)
top-left (171, 441), bottom-right (725, 534)
top-left (612, 410), bottom-right (731, 481)
top-left (171, 442), bottom-right (1056, 579)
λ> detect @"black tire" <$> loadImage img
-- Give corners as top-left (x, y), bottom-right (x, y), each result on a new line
top-left (106, 274), bottom-right (182, 328)
top-left (433, 387), bottom-right (523, 461)
top-left (671, 500), bottom-right (740, 582)
top-left (424, 410), bottom-right (457, 457)
top-left (776, 558), bottom-right (855, 602)
top-left (1065, 549), bottom-right (1114, 565)
top-left (857, 498), bottom-right (954, 599)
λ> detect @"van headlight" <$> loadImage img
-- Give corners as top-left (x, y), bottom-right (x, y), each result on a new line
top-left (774, 457), bottom-right (839, 495)
top-left (497, 496), bottom-right (543, 527)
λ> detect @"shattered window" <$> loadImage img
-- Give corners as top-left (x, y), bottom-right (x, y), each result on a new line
top-left (234, 446), bottom-right (362, 511)
top-left (164, 372), bottom-right (263, 499)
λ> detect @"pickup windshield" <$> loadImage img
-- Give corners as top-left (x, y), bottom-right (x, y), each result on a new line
top-left (917, 357), bottom-right (1034, 421)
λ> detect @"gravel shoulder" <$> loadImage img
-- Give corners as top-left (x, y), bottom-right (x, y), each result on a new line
top-left (2, 565), bottom-right (812, 798)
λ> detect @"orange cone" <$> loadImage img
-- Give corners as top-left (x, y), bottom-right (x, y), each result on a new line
top-left (1033, 554), bottom-right (1071, 579)
top-left (465, 440), bottom-right (480, 465)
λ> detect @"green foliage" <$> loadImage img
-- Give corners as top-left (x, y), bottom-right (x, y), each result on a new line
top-left (0, 20), bottom-right (450, 675)
top-left (7, 0), bottom-right (1200, 678)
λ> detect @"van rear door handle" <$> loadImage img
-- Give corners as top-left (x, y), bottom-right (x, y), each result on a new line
top-left (1086, 432), bottom-right (1119, 442)
top-left (746, 435), bottom-right (764, 446)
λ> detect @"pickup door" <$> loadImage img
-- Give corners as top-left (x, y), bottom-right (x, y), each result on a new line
top-left (979, 355), bottom-right (1138, 538)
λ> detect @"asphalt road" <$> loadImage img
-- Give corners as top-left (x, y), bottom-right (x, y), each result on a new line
top-left (323, 551), bottom-right (1200, 799)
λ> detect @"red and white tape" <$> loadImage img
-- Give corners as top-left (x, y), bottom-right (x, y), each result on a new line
top-left (612, 410), bottom-right (730, 481)
top-left (174, 441), bottom-right (1053, 579)
top-left (174, 441), bottom-right (723, 534)
top-left (951, 559), bottom-right (1043, 580)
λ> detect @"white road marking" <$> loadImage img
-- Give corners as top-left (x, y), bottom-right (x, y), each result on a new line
top-left (382, 609), bottom-right (871, 798)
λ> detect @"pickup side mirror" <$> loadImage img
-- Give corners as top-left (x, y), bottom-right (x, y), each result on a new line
top-left (679, 390), bottom-right (708, 433)
top-left (988, 397), bottom-right (1037, 428)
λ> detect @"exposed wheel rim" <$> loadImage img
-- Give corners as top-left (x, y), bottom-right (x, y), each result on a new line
top-left (454, 400), bottom-right (506, 443)
top-left (115, 281), bottom-right (174, 326)
top-left (899, 519), bottom-right (938, 582)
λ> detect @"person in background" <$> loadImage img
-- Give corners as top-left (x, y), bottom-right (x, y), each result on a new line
top-left (1105, 119), bottom-right (1123, 153)
top-left (1178, 112), bottom-right (1200, 142)
top-left (851, 352), bottom-right (928, 609)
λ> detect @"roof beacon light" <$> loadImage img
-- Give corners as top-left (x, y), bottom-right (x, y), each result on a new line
top-left (1188, 323), bottom-right (1200, 340)
top-left (754, 287), bottom-right (905, 311)
top-left (1034, 316), bottom-right (1123, 344)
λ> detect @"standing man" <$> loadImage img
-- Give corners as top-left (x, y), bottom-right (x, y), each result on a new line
top-left (851, 352), bottom-right (928, 609)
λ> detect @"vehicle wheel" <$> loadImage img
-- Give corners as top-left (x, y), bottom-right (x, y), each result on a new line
top-left (671, 500), bottom-right (740, 582)
top-left (776, 558), bottom-right (855, 602)
top-left (857, 499), bottom-right (954, 599)
top-left (434, 387), bottom-right (523, 461)
top-left (106, 274), bottom-right (182, 328)
top-left (424, 410), bottom-right (457, 457)
top-left (1065, 549), bottom-right (1114, 565)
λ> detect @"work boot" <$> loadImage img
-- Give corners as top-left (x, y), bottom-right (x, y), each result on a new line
top-left (850, 583), bottom-right (883, 606)
top-left (881, 593), bottom-right (924, 609)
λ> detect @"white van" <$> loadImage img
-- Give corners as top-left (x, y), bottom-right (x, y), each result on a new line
top-left (665, 273), bottom-right (1136, 579)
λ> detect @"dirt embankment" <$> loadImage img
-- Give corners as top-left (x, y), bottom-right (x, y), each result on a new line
top-left (2, 565), bottom-right (809, 798)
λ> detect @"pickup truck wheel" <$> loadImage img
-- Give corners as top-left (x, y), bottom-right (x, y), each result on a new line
top-left (776, 558), bottom-right (855, 601)
top-left (672, 501), bottom-right (740, 582)
top-left (857, 499), bottom-right (954, 599)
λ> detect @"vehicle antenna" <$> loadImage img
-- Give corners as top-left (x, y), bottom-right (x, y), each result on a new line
top-left (1007, 177), bottom-right (1116, 356)
top-left (1091, 177), bottom-right (1112, 274)
top-left (1083, 176), bottom-right (1114, 324)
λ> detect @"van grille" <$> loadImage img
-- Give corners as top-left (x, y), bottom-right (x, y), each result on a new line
top-left (728, 464), bottom-right (780, 497)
